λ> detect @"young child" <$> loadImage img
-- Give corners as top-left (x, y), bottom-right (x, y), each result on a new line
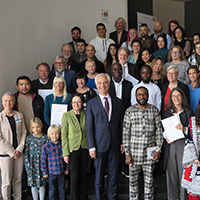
top-left (24, 117), bottom-right (48, 200)
top-left (41, 125), bottom-right (69, 200)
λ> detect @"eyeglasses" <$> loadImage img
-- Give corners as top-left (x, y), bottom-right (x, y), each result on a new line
top-left (72, 101), bottom-right (82, 104)
top-left (54, 62), bottom-right (65, 65)
top-left (167, 72), bottom-right (177, 75)
top-left (172, 94), bottom-right (182, 98)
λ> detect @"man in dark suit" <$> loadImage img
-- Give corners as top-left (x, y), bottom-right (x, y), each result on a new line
top-left (86, 73), bottom-right (124, 200)
top-left (68, 26), bottom-right (81, 53)
top-left (118, 47), bottom-right (139, 86)
top-left (109, 17), bottom-right (128, 49)
top-left (49, 55), bottom-right (76, 94)
top-left (109, 62), bottom-right (132, 113)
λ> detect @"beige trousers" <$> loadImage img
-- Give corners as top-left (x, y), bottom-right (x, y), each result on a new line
top-left (0, 154), bottom-right (24, 200)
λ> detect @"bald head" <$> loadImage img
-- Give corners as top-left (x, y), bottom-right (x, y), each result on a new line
top-left (154, 21), bottom-right (163, 34)
top-left (86, 45), bottom-right (96, 59)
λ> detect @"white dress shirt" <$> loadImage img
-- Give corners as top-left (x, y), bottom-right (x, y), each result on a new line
top-left (112, 78), bottom-right (123, 100)
top-left (131, 81), bottom-right (162, 111)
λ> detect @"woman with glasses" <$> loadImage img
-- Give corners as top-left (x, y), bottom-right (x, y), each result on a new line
top-left (165, 45), bottom-right (190, 85)
top-left (61, 93), bottom-right (89, 200)
top-left (162, 87), bottom-right (193, 200)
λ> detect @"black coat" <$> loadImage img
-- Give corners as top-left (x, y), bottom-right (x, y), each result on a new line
top-left (109, 30), bottom-right (128, 49)
top-left (162, 109), bottom-right (193, 171)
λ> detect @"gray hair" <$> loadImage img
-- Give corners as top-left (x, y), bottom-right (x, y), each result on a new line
top-left (2, 91), bottom-right (15, 101)
top-left (61, 43), bottom-right (74, 54)
top-left (54, 55), bottom-right (65, 60)
top-left (167, 65), bottom-right (179, 73)
top-left (118, 47), bottom-right (130, 56)
top-left (115, 17), bottom-right (126, 30)
top-left (95, 73), bottom-right (111, 85)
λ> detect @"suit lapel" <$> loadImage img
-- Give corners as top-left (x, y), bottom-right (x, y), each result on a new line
top-left (122, 81), bottom-right (125, 102)
top-left (109, 80), bottom-right (116, 97)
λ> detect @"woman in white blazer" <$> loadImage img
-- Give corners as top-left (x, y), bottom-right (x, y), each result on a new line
top-left (0, 92), bottom-right (27, 200)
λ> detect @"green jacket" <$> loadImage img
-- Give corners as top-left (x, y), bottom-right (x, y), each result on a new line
top-left (61, 109), bottom-right (88, 156)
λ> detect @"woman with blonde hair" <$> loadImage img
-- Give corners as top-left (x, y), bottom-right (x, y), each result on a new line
top-left (44, 75), bottom-right (71, 126)
top-left (150, 56), bottom-right (167, 88)
top-left (165, 45), bottom-right (190, 85)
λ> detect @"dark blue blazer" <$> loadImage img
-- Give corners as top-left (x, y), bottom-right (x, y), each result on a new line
top-left (49, 69), bottom-right (76, 94)
top-left (86, 95), bottom-right (123, 152)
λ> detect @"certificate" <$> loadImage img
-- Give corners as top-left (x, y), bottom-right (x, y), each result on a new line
top-left (161, 115), bottom-right (184, 142)
top-left (50, 104), bottom-right (68, 126)
top-left (38, 89), bottom-right (52, 100)
top-left (126, 74), bottom-right (139, 87)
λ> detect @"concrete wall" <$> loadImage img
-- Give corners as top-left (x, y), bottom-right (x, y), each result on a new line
top-left (153, 0), bottom-right (185, 33)
top-left (0, 0), bottom-right (127, 104)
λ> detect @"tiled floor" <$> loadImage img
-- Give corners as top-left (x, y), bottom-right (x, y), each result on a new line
top-left (22, 172), bottom-right (167, 200)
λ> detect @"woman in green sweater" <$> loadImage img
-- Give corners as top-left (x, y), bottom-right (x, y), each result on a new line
top-left (61, 93), bottom-right (88, 200)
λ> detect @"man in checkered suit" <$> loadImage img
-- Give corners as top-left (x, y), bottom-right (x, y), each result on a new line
top-left (123, 86), bottom-right (163, 200)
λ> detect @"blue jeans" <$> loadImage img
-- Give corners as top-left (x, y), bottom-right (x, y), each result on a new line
top-left (48, 173), bottom-right (66, 200)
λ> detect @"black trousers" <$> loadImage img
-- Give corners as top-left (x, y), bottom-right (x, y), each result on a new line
top-left (70, 148), bottom-right (89, 200)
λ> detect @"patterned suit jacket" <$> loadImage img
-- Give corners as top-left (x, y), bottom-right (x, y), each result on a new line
top-left (123, 104), bottom-right (163, 165)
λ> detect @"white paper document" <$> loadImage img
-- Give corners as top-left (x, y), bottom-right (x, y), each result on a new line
top-left (50, 104), bottom-right (68, 126)
top-left (161, 115), bottom-right (184, 142)
top-left (38, 89), bottom-right (52, 100)
top-left (126, 74), bottom-right (139, 87)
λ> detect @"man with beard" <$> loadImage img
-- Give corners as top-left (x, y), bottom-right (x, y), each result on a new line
top-left (139, 23), bottom-right (157, 53)
top-left (31, 62), bottom-right (53, 94)
top-left (151, 21), bottom-right (171, 49)
top-left (131, 65), bottom-right (161, 110)
top-left (50, 55), bottom-right (76, 94)
top-left (14, 76), bottom-right (45, 134)
top-left (123, 86), bottom-right (163, 200)
top-left (61, 43), bottom-right (79, 72)
top-left (68, 26), bottom-right (81, 53)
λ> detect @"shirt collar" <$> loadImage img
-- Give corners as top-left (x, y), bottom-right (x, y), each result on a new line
top-left (99, 93), bottom-right (110, 101)
top-left (112, 77), bottom-right (123, 85)
top-left (39, 78), bottom-right (48, 84)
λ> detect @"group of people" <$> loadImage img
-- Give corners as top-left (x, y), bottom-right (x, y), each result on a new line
top-left (1, 16), bottom-right (200, 200)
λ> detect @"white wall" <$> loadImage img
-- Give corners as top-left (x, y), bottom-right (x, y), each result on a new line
top-left (153, 0), bottom-right (185, 33)
top-left (0, 0), bottom-right (127, 102)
